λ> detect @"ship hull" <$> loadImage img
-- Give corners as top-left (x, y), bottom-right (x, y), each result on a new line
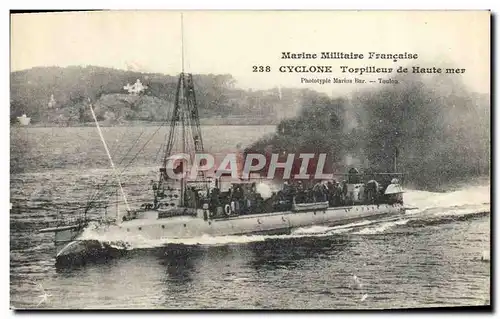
top-left (55, 240), bottom-right (126, 267)
top-left (123, 203), bottom-right (404, 238)
top-left (53, 203), bottom-right (404, 264)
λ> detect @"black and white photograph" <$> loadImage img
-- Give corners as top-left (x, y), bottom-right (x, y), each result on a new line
top-left (9, 10), bottom-right (491, 309)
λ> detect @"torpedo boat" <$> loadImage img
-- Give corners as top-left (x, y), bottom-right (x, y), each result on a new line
top-left (39, 69), bottom-right (406, 265)
top-left (39, 16), bottom-right (406, 266)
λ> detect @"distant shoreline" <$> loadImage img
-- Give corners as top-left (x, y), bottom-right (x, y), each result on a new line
top-left (11, 119), bottom-right (279, 128)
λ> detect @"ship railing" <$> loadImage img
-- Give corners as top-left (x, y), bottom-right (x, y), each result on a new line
top-left (158, 209), bottom-right (197, 219)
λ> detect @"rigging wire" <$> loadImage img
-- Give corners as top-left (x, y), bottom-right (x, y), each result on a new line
top-left (120, 119), bottom-right (168, 173)
top-left (82, 20), bottom-right (192, 217)
top-left (86, 130), bottom-right (145, 203)
top-left (89, 103), bottom-right (131, 215)
top-left (84, 93), bottom-right (149, 205)
top-left (83, 115), bottom-right (170, 215)
top-left (154, 100), bottom-right (175, 164)
top-left (83, 129), bottom-right (147, 214)
top-left (109, 93), bottom-right (148, 158)
top-left (109, 126), bottom-right (129, 161)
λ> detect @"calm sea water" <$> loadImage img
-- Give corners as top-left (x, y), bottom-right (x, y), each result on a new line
top-left (10, 126), bottom-right (490, 309)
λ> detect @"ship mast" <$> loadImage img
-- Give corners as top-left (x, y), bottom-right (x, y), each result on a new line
top-left (180, 13), bottom-right (186, 206)
top-left (181, 13), bottom-right (185, 76)
top-left (158, 13), bottom-right (206, 207)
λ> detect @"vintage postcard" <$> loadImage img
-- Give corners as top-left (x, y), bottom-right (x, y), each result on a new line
top-left (10, 10), bottom-right (490, 310)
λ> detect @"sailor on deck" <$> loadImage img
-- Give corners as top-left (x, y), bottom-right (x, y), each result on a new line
top-left (210, 187), bottom-right (221, 216)
top-left (232, 185), bottom-right (244, 214)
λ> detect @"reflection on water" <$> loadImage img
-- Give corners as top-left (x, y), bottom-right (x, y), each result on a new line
top-left (12, 216), bottom-right (491, 309)
top-left (246, 237), bottom-right (350, 271)
top-left (44, 236), bottom-right (355, 308)
top-left (158, 245), bottom-right (202, 285)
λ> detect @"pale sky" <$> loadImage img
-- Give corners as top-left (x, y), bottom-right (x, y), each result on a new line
top-left (11, 11), bottom-right (490, 94)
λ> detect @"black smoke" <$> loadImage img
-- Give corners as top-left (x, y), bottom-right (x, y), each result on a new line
top-left (245, 90), bottom-right (347, 181)
top-left (247, 74), bottom-right (490, 190)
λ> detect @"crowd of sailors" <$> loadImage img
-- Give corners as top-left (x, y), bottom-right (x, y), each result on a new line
top-left (151, 167), bottom-right (403, 219)
top-left (200, 178), bottom-right (397, 219)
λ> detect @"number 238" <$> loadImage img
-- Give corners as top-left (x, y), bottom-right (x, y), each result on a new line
top-left (252, 66), bottom-right (271, 72)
